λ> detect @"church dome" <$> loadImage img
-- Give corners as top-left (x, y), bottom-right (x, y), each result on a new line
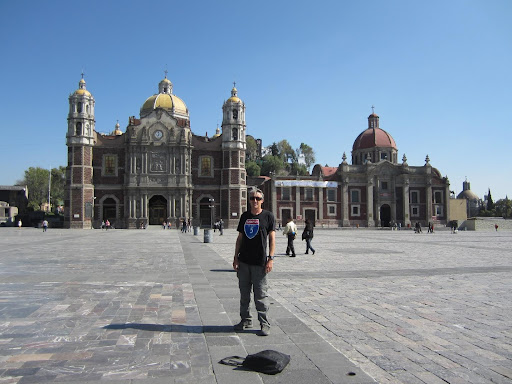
top-left (352, 127), bottom-right (397, 151)
top-left (140, 76), bottom-right (189, 117)
top-left (140, 94), bottom-right (188, 115)
top-left (457, 190), bottom-right (479, 201)
top-left (226, 85), bottom-right (242, 103)
top-left (74, 78), bottom-right (91, 96)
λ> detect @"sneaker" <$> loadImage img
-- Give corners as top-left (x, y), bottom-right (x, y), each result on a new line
top-left (258, 324), bottom-right (270, 336)
top-left (312, 250), bottom-right (315, 255)
top-left (234, 319), bottom-right (253, 331)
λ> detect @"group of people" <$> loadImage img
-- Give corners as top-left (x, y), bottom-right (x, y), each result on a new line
top-left (232, 187), bottom-right (317, 337)
top-left (101, 220), bottom-right (111, 230)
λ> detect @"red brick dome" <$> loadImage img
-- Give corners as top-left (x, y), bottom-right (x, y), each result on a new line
top-left (352, 127), bottom-right (397, 151)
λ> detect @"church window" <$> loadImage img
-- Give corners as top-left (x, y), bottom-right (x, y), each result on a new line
top-left (434, 191), bottom-right (443, 204)
top-left (305, 188), bottom-right (314, 201)
top-left (233, 109), bottom-right (238, 119)
top-left (282, 187), bottom-right (291, 201)
top-left (351, 189), bottom-right (360, 203)
top-left (381, 152), bottom-right (388, 160)
top-left (328, 204), bottom-right (336, 216)
top-left (75, 122), bottom-right (82, 136)
top-left (232, 128), bottom-right (238, 141)
top-left (200, 156), bottom-right (213, 177)
top-left (435, 205), bottom-right (444, 216)
top-left (327, 188), bottom-right (336, 202)
top-left (381, 181), bottom-right (388, 191)
top-left (103, 155), bottom-right (117, 176)
top-left (411, 190), bottom-right (420, 204)
top-left (77, 103), bottom-right (82, 113)
top-left (86, 104), bottom-right (89, 113)
top-left (351, 205), bottom-right (360, 216)
top-left (411, 206), bottom-right (419, 217)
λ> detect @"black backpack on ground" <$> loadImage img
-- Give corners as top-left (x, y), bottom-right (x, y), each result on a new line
top-left (219, 349), bottom-right (291, 375)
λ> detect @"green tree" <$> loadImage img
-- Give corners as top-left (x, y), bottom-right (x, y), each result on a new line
top-left (17, 167), bottom-right (50, 210)
top-left (17, 166), bottom-right (66, 211)
top-left (487, 188), bottom-right (495, 211)
top-left (245, 161), bottom-right (261, 177)
top-left (246, 136), bottom-right (258, 161)
top-left (495, 197), bottom-right (511, 218)
top-left (260, 155), bottom-right (285, 176)
top-left (296, 143), bottom-right (316, 169)
top-left (277, 140), bottom-right (296, 164)
top-left (290, 162), bottom-right (309, 176)
top-left (50, 166), bottom-right (66, 208)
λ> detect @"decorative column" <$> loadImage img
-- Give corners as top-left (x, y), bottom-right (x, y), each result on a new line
top-left (367, 180), bottom-right (374, 227)
top-left (342, 180), bottom-right (349, 226)
top-left (403, 180), bottom-right (410, 228)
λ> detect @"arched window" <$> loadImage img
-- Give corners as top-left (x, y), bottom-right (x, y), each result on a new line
top-left (77, 103), bottom-right (82, 113)
top-left (232, 109), bottom-right (238, 119)
top-left (75, 122), bottom-right (82, 136)
top-left (232, 128), bottom-right (238, 141)
top-left (86, 104), bottom-right (89, 113)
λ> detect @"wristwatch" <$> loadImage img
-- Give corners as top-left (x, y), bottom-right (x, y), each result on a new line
top-left (267, 256), bottom-right (275, 260)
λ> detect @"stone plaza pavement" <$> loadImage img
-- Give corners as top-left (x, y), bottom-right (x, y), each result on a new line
top-left (0, 227), bottom-right (510, 384)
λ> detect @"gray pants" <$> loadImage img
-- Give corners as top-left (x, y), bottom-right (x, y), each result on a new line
top-left (237, 261), bottom-right (270, 327)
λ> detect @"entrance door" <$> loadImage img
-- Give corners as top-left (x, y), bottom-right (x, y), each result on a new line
top-left (305, 209), bottom-right (316, 226)
top-left (199, 197), bottom-right (212, 228)
top-left (102, 198), bottom-right (117, 222)
top-left (149, 195), bottom-right (167, 225)
top-left (281, 209), bottom-right (292, 228)
top-left (380, 204), bottom-right (391, 227)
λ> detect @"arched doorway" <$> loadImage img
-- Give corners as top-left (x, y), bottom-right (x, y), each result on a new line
top-left (149, 195), bottom-right (167, 225)
top-left (380, 204), bottom-right (391, 227)
top-left (102, 198), bottom-right (117, 222)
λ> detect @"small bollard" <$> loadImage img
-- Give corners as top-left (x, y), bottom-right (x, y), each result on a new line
top-left (193, 226), bottom-right (199, 236)
top-left (204, 228), bottom-right (213, 243)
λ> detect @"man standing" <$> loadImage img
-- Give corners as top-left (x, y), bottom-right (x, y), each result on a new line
top-left (283, 217), bottom-right (297, 257)
top-left (233, 188), bottom-right (275, 336)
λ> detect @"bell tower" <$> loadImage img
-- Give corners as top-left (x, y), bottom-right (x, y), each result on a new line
top-left (65, 74), bottom-right (95, 228)
top-left (221, 84), bottom-right (247, 226)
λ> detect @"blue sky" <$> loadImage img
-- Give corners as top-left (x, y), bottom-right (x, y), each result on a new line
top-left (1, 0), bottom-right (511, 199)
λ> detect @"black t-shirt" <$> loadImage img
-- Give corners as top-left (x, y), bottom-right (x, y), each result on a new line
top-left (237, 209), bottom-right (275, 267)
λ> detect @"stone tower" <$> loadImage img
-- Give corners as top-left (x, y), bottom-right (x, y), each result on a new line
top-left (221, 85), bottom-right (247, 226)
top-left (65, 75), bottom-right (95, 228)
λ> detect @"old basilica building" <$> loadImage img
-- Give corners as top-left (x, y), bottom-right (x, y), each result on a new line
top-left (65, 74), bottom-right (450, 229)
top-left (65, 75), bottom-right (247, 229)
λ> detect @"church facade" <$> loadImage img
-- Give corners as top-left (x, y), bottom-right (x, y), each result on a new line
top-left (252, 112), bottom-right (451, 228)
top-left (65, 75), bottom-right (247, 229)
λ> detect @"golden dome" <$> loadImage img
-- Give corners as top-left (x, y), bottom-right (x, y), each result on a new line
top-left (140, 93), bottom-right (188, 116)
top-left (74, 89), bottom-right (91, 96)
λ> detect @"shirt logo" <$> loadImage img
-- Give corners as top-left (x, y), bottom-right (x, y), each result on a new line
top-left (244, 219), bottom-right (260, 239)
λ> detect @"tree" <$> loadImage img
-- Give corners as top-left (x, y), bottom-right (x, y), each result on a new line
top-left (296, 143), bottom-right (315, 169)
top-left (495, 197), bottom-right (511, 218)
top-left (277, 140), bottom-right (296, 164)
top-left (246, 136), bottom-right (258, 161)
top-left (17, 166), bottom-right (66, 211)
top-left (17, 167), bottom-right (49, 210)
top-left (260, 155), bottom-right (285, 176)
top-left (487, 188), bottom-right (495, 211)
top-left (245, 161), bottom-right (261, 177)
top-left (290, 162), bottom-right (309, 176)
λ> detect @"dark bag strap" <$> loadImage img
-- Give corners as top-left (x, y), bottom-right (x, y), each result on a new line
top-left (219, 356), bottom-right (245, 367)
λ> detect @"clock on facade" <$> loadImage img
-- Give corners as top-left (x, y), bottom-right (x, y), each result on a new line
top-left (154, 130), bottom-right (163, 140)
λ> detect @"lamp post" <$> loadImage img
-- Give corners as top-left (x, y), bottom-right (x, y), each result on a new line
top-left (209, 198), bottom-right (215, 229)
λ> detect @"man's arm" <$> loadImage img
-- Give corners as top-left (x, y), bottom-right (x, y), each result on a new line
top-left (265, 230), bottom-right (276, 274)
top-left (233, 232), bottom-right (243, 271)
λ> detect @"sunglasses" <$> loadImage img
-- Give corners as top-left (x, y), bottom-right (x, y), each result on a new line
top-left (249, 196), bottom-right (263, 201)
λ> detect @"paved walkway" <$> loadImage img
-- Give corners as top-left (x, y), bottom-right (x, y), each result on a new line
top-left (1, 226), bottom-right (511, 383)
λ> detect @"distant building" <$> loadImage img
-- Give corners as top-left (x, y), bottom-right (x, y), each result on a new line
top-left (0, 186), bottom-right (28, 226)
top-left (65, 75), bottom-right (247, 229)
top-left (456, 179), bottom-right (481, 217)
top-left (251, 112), bottom-right (451, 228)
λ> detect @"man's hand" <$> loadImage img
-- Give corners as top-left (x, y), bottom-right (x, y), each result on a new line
top-left (265, 259), bottom-right (273, 274)
top-left (233, 257), bottom-right (239, 271)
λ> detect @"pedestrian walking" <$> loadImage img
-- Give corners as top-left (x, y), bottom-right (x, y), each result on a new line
top-left (283, 217), bottom-right (297, 257)
top-left (233, 187), bottom-right (275, 336)
top-left (219, 218), bottom-right (224, 235)
top-left (42, 220), bottom-right (48, 232)
top-left (18, 219), bottom-right (22, 229)
top-left (302, 219), bottom-right (315, 255)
